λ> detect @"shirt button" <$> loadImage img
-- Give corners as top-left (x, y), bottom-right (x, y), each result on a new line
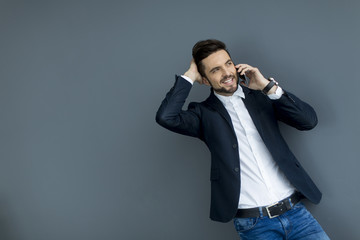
top-left (232, 144), bottom-right (237, 149)
top-left (234, 168), bottom-right (239, 172)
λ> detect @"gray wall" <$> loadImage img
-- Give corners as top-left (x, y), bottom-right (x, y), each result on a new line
top-left (0, 0), bottom-right (359, 239)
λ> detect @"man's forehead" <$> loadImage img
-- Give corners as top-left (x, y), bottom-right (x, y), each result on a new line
top-left (202, 50), bottom-right (231, 68)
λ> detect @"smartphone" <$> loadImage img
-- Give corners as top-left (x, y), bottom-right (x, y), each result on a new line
top-left (237, 70), bottom-right (250, 86)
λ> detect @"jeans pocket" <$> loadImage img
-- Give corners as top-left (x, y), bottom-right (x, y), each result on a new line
top-left (233, 217), bottom-right (259, 233)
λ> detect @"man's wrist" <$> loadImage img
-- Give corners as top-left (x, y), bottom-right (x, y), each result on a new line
top-left (183, 71), bottom-right (197, 82)
top-left (262, 78), bottom-right (278, 95)
top-left (267, 85), bottom-right (278, 95)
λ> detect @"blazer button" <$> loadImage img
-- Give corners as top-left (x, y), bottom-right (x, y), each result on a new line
top-left (232, 144), bottom-right (237, 149)
top-left (234, 168), bottom-right (239, 172)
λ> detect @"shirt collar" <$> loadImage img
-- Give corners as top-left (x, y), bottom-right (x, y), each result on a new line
top-left (214, 85), bottom-right (245, 104)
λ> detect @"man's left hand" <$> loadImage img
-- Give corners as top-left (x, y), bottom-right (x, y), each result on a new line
top-left (236, 64), bottom-right (275, 94)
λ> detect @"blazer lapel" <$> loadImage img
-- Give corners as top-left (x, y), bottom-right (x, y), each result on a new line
top-left (204, 89), bottom-right (235, 131)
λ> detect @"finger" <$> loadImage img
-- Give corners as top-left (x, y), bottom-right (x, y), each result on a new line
top-left (236, 63), bottom-right (251, 68)
top-left (239, 66), bottom-right (251, 75)
top-left (235, 64), bottom-right (247, 70)
top-left (236, 63), bottom-right (246, 67)
top-left (238, 64), bottom-right (253, 74)
top-left (236, 65), bottom-right (247, 73)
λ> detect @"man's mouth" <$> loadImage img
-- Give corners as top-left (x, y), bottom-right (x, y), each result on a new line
top-left (222, 77), bottom-right (234, 85)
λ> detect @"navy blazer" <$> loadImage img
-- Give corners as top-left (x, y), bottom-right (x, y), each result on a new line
top-left (156, 75), bottom-right (321, 223)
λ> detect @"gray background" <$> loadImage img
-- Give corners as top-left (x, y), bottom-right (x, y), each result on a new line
top-left (0, 0), bottom-right (359, 239)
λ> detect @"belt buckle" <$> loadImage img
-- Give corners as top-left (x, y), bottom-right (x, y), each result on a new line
top-left (265, 202), bottom-right (280, 219)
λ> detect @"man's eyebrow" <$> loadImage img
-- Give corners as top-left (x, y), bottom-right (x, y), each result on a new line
top-left (209, 59), bottom-right (232, 73)
top-left (209, 66), bottom-right (220, 73)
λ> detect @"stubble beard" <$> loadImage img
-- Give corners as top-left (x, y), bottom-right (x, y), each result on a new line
top-left (210, 74), bottom-right (239, 96)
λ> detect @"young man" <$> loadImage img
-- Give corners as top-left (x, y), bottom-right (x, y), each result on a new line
top-left (156, 39), bottom-right (329, 239)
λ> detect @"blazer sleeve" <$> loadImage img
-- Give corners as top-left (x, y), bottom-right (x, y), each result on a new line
top-left (272, 90), bottom-right (318, 131)
top-left (155, 75), bottom-right (202, 138)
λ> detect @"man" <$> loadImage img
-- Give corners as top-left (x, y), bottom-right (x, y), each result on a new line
top-left (156, 39), bottom-right (329, 239)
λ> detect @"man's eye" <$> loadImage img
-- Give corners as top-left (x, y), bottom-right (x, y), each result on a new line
top-left (227, 61), bottom-right (233, 65)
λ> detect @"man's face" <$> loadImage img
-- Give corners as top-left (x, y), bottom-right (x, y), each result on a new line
top-left (201, 50), bottom-right (239, 96)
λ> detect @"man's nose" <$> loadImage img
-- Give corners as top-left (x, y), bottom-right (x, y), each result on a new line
top-left (223, 68), bottom-right (232, 76)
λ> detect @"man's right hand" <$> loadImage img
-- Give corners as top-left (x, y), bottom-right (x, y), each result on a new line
top-left (184, 59), bottom-right (204, 84)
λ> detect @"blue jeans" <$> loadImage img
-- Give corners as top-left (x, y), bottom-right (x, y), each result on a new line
top-left (233, 202), bottom-right (330, 240)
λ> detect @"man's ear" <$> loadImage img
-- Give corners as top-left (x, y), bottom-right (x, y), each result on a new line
top-left (202, 76), bottom-right (211, 86)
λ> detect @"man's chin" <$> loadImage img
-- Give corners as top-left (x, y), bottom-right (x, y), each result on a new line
top-left (227, 83), bottom-right (239, 93)
top-left (214, 84), bottom-right (238, 96)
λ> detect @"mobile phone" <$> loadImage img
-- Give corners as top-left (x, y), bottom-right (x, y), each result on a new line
top-left (237, 70), bottom-right (250, 86)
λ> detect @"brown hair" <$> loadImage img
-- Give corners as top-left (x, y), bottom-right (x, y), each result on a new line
top-left (192, 39), bottom-right (230, 77)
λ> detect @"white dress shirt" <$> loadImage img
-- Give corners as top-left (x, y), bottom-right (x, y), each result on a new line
top-left (182, 75), bottom-right (295, 209)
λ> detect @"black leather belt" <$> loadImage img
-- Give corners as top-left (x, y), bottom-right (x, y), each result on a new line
top-left (235, 192), bottom-right (303, 219)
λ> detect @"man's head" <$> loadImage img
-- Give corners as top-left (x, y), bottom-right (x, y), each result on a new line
top-left (192, 39), bottom-right (238, 96)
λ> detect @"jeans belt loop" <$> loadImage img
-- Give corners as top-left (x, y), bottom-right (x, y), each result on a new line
top-left (259, 207), bottom-right (263, 218)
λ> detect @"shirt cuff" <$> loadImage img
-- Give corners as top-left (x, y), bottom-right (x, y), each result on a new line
top-left (267, 86), bottom-right (284, 100)
top-left (181, 75), bottom-right (194, 85)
